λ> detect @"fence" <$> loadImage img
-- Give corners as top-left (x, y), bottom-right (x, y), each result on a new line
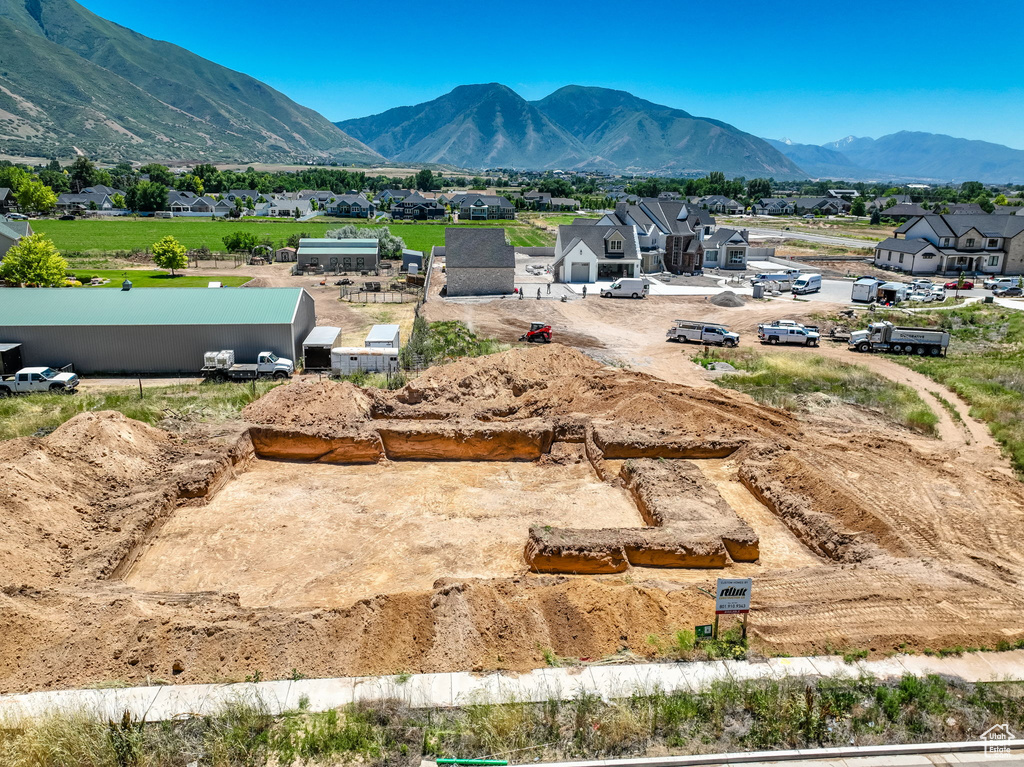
top-left (339, 288), bottom-right (420, 303)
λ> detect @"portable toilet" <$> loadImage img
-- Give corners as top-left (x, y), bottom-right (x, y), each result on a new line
top-left (365, 324), bottom-right (400, 349)
top-left (302, 326), bottom-right (341, 371)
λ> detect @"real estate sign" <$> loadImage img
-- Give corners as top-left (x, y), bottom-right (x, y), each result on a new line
top-left (715, 578), bottom-right (752, 615)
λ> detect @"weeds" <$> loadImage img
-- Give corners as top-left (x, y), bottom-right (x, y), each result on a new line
top-left (713, 350), bottom-right (938, 435)
top-left (3, 674), bottom-right (1023, 765)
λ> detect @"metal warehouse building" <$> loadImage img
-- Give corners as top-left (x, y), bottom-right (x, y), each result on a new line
top-left (0, 287), bottom-right (316, 374)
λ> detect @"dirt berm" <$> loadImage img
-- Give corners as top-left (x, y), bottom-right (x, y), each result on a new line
top-left (2, 346), bottom-right (1024, 692)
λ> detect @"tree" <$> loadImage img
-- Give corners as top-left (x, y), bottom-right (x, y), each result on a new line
top-left (0, 164), bottom-right (30, 193)
top-left (850, 198), bottom-right (866, 217)
top-left (126, 181), bottom-right (168, 212)
top-left (0, 234), bottom-right (68, 286)
top-left (415, 168), bottom-right (435, 191)
top-left (179, 174), bottom-right (205, 195)
top-left (870, 209), bottom-right (881, 225)
top-left (68, 157), bottom-right (98, 193)
top-left (974, 195), bottom-right (994, 214)
top-left (222, 231), bottom-right (261, 253)
top-left (151, 236), bottom-right (187, 276)
top-left (747, 178), bottom-right (771, 200)
top-left (139, 164), bottom-right (175, 187)
top-left (38, 169), bottom-right (70, 194)
top-left (112, 193), bottom-right (126, 209)
top-left (15, 179), bottom-right (57, 215)
top-left (883, 197), bottom-right (898, 209)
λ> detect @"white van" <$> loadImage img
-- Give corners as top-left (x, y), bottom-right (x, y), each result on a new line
top-left (601, 278), bottom-right (649, 299)
top-left (791, 274), bottom-right (822, 294)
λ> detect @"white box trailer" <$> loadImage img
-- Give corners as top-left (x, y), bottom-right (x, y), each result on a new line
top-left (302, 326), bottom-right (341, 371)
top-left (365, 324), bottom-right (400, 349)
top-left (331, 346), bottom-right (400, 375)
top-left (851, 278), bottom-right (883, 303)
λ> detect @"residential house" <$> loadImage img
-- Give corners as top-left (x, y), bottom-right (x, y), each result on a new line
top-left (82, 185), bottom-right (124, 197)
top-left (442, 228), bottom-right (515, 296)
top-left (391, 193), bottom-right (446, 221)
top-left (944, 203), bottom-right (986, 215)
top-left (873, 214), bottom-right (1024, 275)
top-left (753, 198), bottom-right (795, 216)
top-left (994, 205), bottom-right (1024, 216)
top-left (787, 197), bottom-right (849, 215)
top-left (0, 188), bottom-right (15, 216)
top-left (700, 228), bottom-right (751, 270)
top-left (56, 192), bottom-right (115, 212)
top-left (553, 223), bottom-right (642, 283)
top-left (592, 198), bottom-right (716, 275)
top-left (524, 191), bottom-right (552, 210)
top-left (550, 197), bottom-right (581, 211)
top-left (877, 203), bottom-right (930, 220)
top-left (373, 189), bottom-right (413, 206)
top-left (868, 194), bottom-right (912, 211)
top-left (0, 215), bottom-right (32, 260)
top-left (259, 197), bottom-right (312, 218)
top-left (657, 191), bottom-right (682, 201)
top-left (295, 238), bottom-right (380, 272)
top-left (451, 193), bottom-right (516, 221)
top-left (700, 195), bottom-right (743, 215)
top-left (225, 190), bottom-right (263, 204)
top-left (167, 191), bottom-right (219, 214)
top-left (326, 193), bottom-right (375, 218)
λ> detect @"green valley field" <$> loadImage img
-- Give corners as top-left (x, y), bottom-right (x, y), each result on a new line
top-left (33, 219), bottom-right (554, 255)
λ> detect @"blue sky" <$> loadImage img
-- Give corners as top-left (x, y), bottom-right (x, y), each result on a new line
top-left (78, 0), bottom-right (1024, 149)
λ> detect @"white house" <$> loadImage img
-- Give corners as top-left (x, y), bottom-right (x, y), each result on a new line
top-left (553, 224), bottom-right (642, 283)
top-left (874, 214), bottom-right (1024, 275)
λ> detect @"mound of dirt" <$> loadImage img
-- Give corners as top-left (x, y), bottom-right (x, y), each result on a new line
top-left (243, 379), bottom-right (373, 431)
top-left (710, 290), bottom-right (745, 307)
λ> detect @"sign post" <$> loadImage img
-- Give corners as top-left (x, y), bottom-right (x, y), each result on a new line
top-left (714, 578), bottom-right (752, 640)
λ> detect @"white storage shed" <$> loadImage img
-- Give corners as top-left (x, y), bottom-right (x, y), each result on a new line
top-left (365, 324), bottom-right (400, 349)
top-left (331, 347), bottom-right (400, 376)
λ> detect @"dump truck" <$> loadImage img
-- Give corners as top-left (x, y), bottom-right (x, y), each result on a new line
top-left (201, 350), bottom-right (294, 382)
top-left (848, 321), bottom-right (949, 356)
top-left (0, 366), bottom-right (80, 396)
top-left (666, 320), bottom-right (739, 347)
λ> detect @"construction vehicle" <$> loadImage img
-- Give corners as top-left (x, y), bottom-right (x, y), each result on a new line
top-left (520, 322), bottom-right (552, 343)
top-left (758, 322), bottom-right (820, 346)
top-left (0, 366), bottom-right (79, 396)
top-left (666, 320), bottom-right (739, 347)
top-left (848, 321), bottom-right (949, 356)
top-left (201, 350), bottom-right (294, 382)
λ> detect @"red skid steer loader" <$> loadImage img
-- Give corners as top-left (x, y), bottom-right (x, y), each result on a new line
top-left (520, 321), bottom-right (552, 343)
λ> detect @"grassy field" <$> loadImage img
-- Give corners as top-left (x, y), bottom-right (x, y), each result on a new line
top-left (33, 218), bottom-right (553, 255)
top-left (65, 269), bottom-right (253, 288)
top-left (0, 382), bottom-right (282, 442)
top-left (705, 349), bottom-right (938, 435)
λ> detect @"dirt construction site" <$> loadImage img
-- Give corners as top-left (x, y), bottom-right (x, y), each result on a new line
top-left (3, 315), bottom-right (1024, 693)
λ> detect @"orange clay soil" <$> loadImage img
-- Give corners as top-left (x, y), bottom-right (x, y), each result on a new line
top-left (1, 346), bottom-right (1023, 693)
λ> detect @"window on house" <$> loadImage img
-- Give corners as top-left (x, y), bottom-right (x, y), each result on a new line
top-left (966, 238), bottom-right (975, 247)
top-left (988, 239), bottom-right (998, 248)
top-left (728, 250), bottom-right (744, 264)
top-left (899, 254), bottom-right (904, 263)
top-left (609, 238), bottom-right (623, 252)
top-left (942, 238), bottom-right (950, 246)
top-left (989, 255), bottom-right (1000, 266)
top-left (705, 250), bottom-right (718, 262)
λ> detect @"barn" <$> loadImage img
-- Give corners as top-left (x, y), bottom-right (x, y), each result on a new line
top-left (0, 287), bottom-right (316, 374)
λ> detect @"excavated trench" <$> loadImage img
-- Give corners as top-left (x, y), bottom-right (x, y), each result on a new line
top-left (113, 420), bottom-right (795, 609)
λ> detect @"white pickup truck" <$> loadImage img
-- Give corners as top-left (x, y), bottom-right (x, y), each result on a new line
top-left (0, 366), bottom-right (80, 396)
top-left (666, 320), bottom-right (739, 347)
top-left (757, 321), bottom-right (821, 346)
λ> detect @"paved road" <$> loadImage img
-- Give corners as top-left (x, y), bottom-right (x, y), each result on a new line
top-left (744, 227), bottom-right (878, 249)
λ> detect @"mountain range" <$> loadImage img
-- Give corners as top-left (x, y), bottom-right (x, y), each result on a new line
top-left (0, 0), bottom-right (381, 163)
top-left (0, 1), bottom-right (1020, 181)
top-left (337, 84), bottom-right (806, 178)
top-left (767, 133), bottom-right (1024, 183)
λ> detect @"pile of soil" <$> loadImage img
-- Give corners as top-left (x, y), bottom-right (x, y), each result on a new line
top-left (243, 379), bottom-right (372, 431)
top-left (710, 290), bottom-right (745, 307)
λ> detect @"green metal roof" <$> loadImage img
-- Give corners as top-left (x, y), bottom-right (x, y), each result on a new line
top-left (0, 288), bottom-right (304, 327)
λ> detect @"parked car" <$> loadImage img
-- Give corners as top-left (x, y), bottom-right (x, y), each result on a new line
top-left (944, 280), bottom-right (974, 290)
top-left (984, 277), bottom-right (1017, 291)
top-left (994, 286), bottom-right (1023, 297)
top-left (910, 279), bottom-right (933, 290)
top-left (6, 213), bottom-right (28, 220)
top-left (58, 214), bottom-right (75, 220)
top-left (907, 290), bottom-right (934, 303)
top-left (930, 285), bottom-right (946, 300)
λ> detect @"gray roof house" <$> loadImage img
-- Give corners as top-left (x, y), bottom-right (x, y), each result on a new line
top-left (392, 192), bottom-right (446, 220)
top-left (700, 228), bottom-right (751, 270)
top-left (443, 228), bottom-right (515, 296)
top-left (596, 199), bottom-right (718, 275)
top-left (700, 195), bottom-right (743, 214)
top-left (878, 202), bottom-right (930, 220)
top-left (0, 188), bottom-right (14, 215)
top-left (326, 193), bottom-right (375, 218)
top-left (452, 193), bottom-right (516, 221)
top-left (553, 223), bottom-right (642, 283)
top-left (875, 213), bottom-right (1024, 275)
top-left (82, 185), bottom-right (124, 196)
top-left (0, 215), bottom-right (33, 260)
top-left (754, 197), bottom-right (794, 215)
top-left (56, 192), bottom-right (115, 211)
top-left (373, 189), bottom-right (413, 205)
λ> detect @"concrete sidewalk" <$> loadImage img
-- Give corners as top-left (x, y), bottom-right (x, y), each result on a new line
top-left (3, 651), bottom-right (1024, 723)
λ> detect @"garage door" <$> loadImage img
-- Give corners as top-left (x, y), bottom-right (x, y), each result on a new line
top-left (570, 262), bottom-right (589, 283)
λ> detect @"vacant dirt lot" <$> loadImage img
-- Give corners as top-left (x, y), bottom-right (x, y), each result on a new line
top-left (127, 459), bottom-right (643, 609)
